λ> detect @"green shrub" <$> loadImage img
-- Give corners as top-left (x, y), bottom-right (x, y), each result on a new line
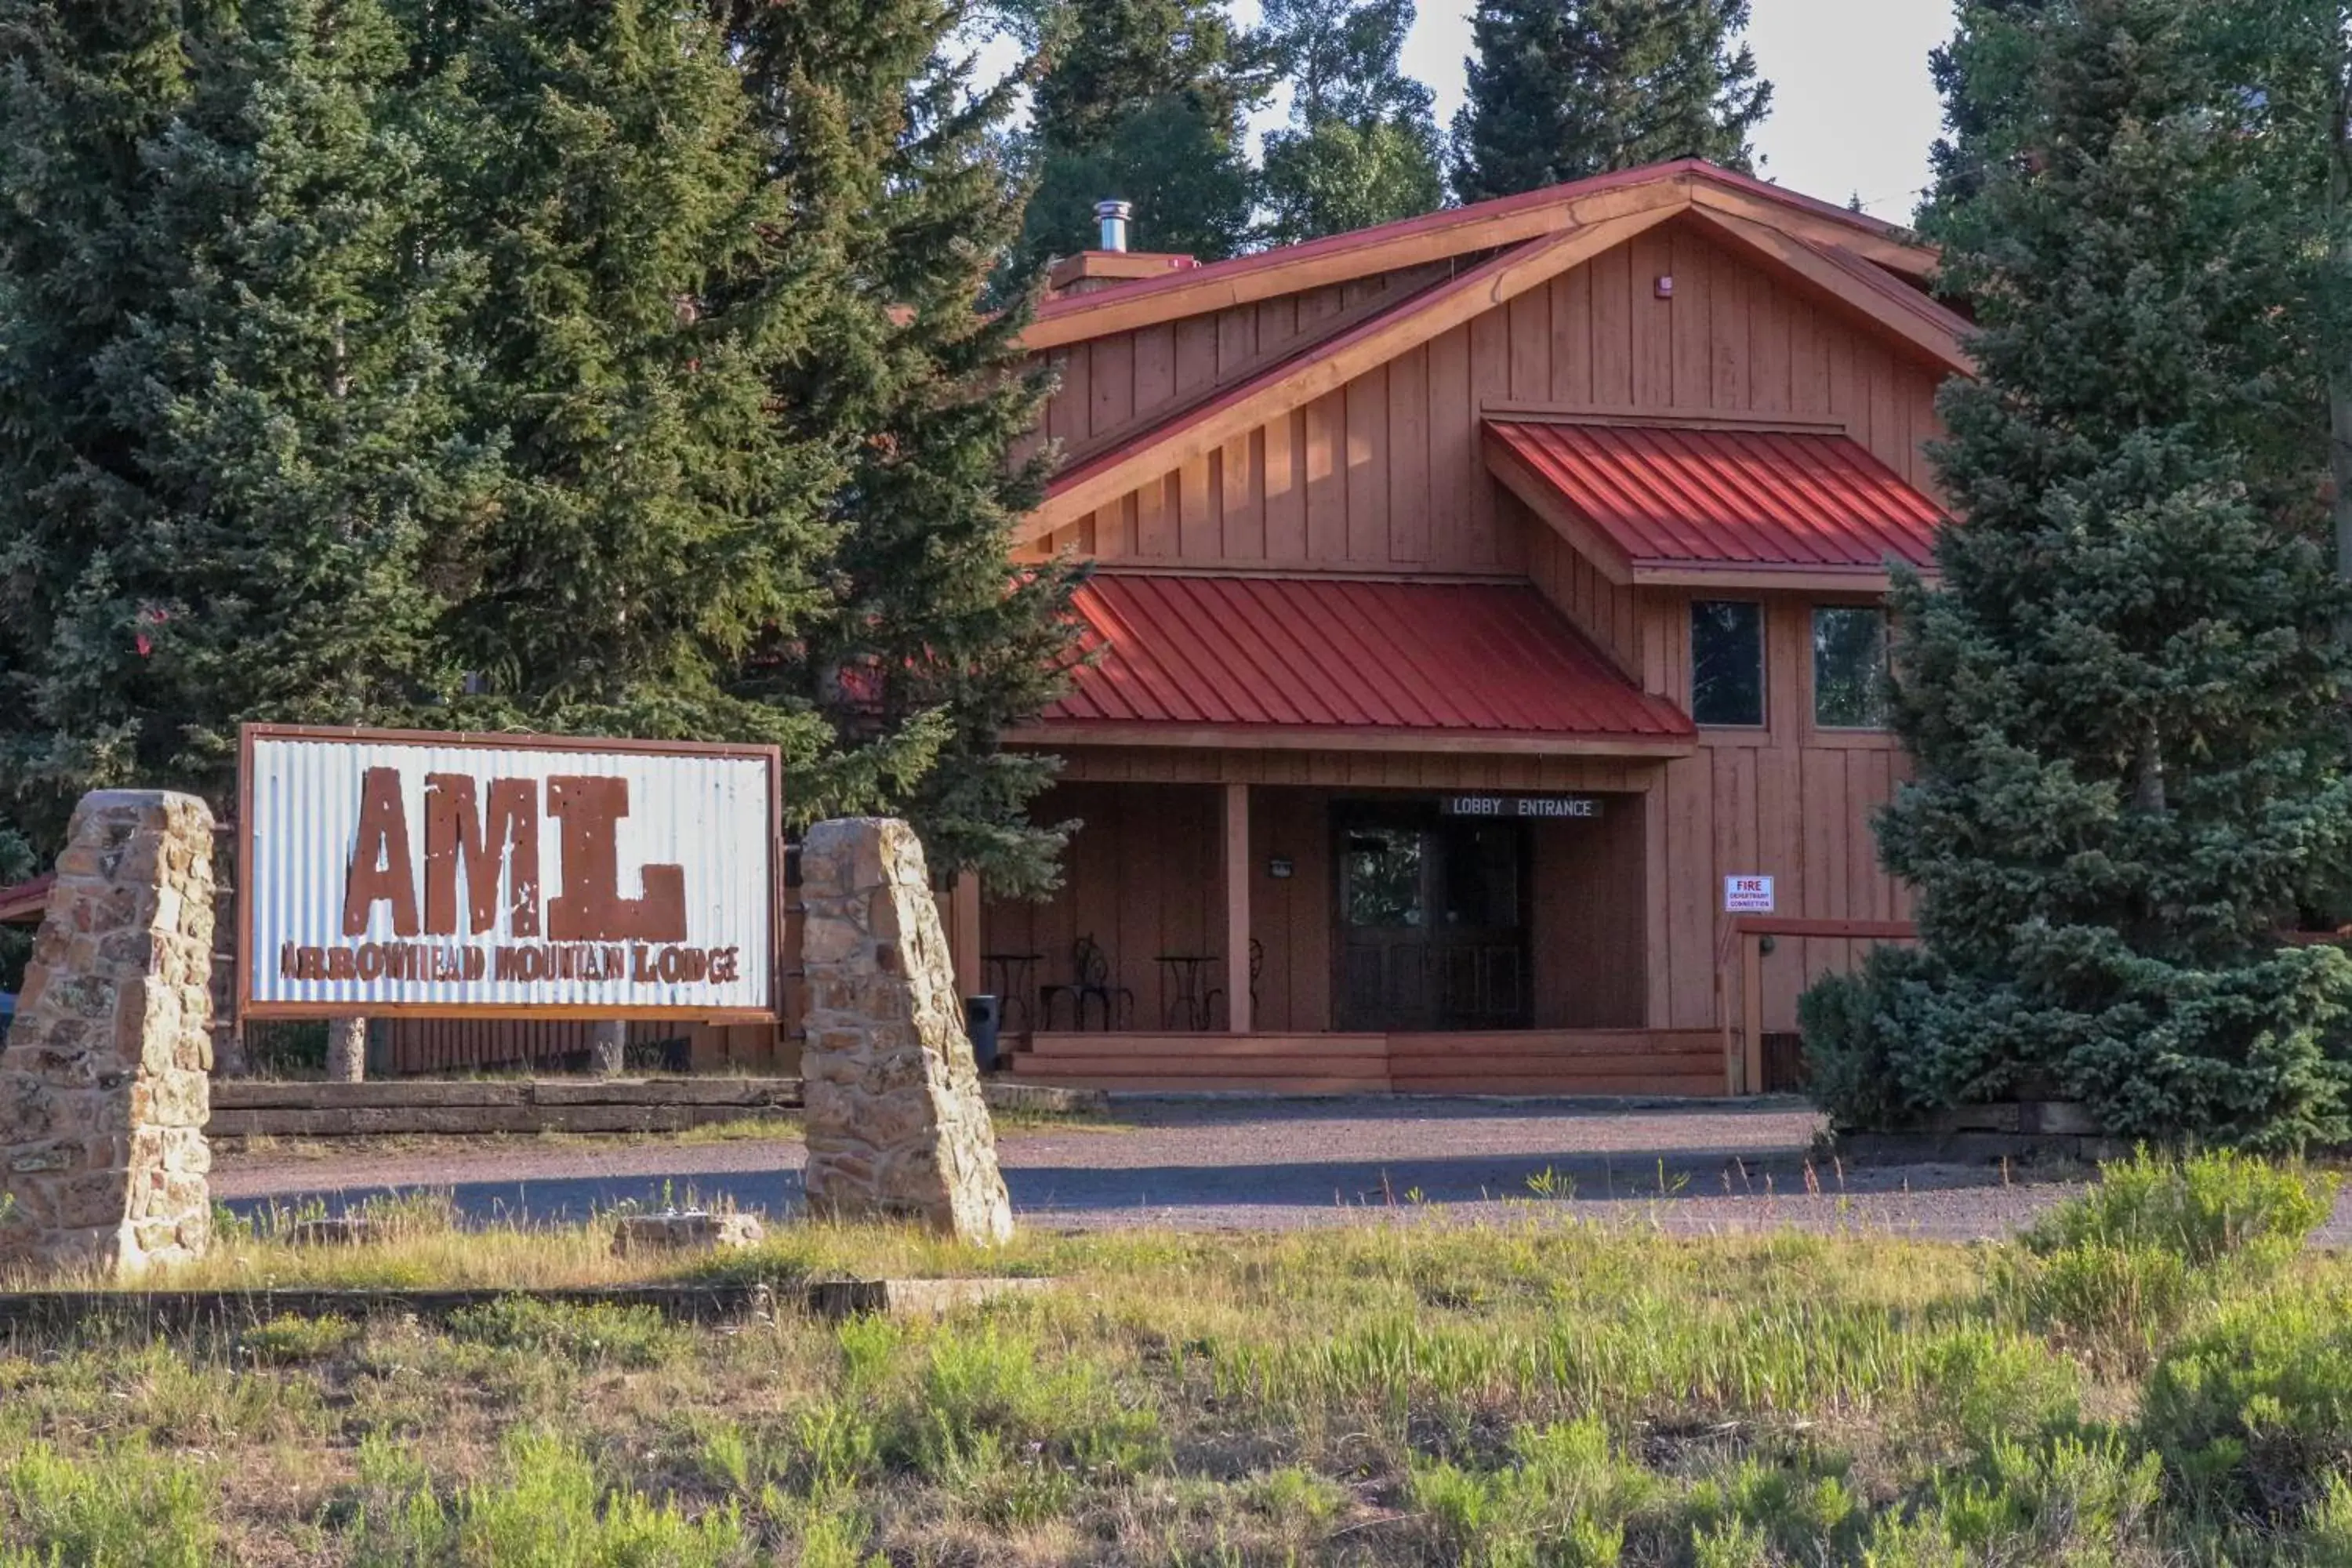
top-left (1994, 1241), bottom-right (2194, 1373)
top-left (2296, 1472), bottom-right (2352, 1568)
top-left (1798, 960), bottom-right (1913, 1129)
top-left (1929, 1431), bottom-right (2162, 1563)
top-left (2141, 1290), bottom-right (2352, 1521)
top-left (1, 1440), bottom-right (215, 1568)
top-left (1411, 1415), bottom-right (1655, 1568)
top-left (350, 1428), bottom-right (750, 1567)
top-left (1679, 1458), bottom-right (1863, 1565)
top-left (2024, 1150), bottom-right (2335, 1275)
top-left (1908, 1323), bottom-right (2082, 1446)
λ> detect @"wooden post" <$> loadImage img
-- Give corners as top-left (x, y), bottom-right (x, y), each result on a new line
top-left (949, 873), bottom-right (982, 1000)
top-left (1223, 782), bottom-right (1251, 1034)
top-left (326, 1016), bottom-right (366, 1083)
top-left (1740, 933), bottom-right (1766, 1096)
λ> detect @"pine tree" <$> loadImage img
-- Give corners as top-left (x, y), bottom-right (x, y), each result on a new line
top-left (434, 0), bottom-right (841, 766)
top-left (1801, 0), bottom-right (2352, 1150)
top-left (1258, 0), bottom-right (1446, 243)
top-left (1014, 0), bottom-right (1266, 267)
top-left (0, 0), bottom-right (484, 843)
top-left (720, 0), bottom-right (1087, 892)
top-left (1450, 0), bottom-right (1771, 204)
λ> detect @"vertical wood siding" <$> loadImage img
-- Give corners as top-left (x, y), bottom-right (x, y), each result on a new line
top-left (1026, 222), bottom-right (1947, 572)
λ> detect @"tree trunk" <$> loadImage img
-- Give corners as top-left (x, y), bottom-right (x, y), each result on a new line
top-left (590, 1021), bottom-right (627, 1077)
top-left (325, 1016), bottom-right (366, 1083)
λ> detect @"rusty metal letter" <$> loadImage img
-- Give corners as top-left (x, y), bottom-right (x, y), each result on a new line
top-left (544, 776), bottom-right (686, 942)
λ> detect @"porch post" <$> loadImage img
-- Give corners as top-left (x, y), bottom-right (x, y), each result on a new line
top-left (949, 873), bottom-right (982, 1000)
top-left (1223, 782), bottom-right (1251, 1034)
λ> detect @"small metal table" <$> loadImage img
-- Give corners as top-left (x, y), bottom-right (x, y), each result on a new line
top-left (1154, 953), bottom-right (1221, 1030)
top-left (981, 952), bottom-right (1044, 1034)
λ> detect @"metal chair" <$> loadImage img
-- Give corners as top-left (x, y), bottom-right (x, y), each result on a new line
top-left (1039, 935), bottom-right (1134, 1031)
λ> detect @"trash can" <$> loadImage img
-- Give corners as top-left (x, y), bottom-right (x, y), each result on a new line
top-left (965, 995), bottom-right (1002, 1073)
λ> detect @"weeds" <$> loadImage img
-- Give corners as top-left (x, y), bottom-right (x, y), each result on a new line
top-left (0, 1153), bottom-right (2343, 1565)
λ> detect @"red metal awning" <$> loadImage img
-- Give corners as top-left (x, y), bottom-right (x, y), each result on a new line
top-left (1484, 419), bottom-right (1947, 579)
top-left (1032, 574), bottom-right (1694, 753)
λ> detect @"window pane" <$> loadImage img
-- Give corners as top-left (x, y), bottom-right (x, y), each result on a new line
top-left (1690, 601), bottom-right (1764, 726)
top-left (1342, 829), bottom-right (1424, 927)
top-left (1812, 607), bottom-right (1888, 728)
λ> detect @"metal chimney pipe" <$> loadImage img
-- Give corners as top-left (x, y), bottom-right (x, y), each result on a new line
top-left (1094, 199), bottom-right (1132, 252)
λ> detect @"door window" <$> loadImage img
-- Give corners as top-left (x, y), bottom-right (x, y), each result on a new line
top-left (1342, 829), bottom-right (1425, 928)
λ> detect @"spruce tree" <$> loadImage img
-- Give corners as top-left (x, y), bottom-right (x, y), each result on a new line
top-left (1258, 0), bottom-right (1446, 243)
top-left (721, 0), bottom-right (1086, 892)
top-left (1801, 0), bottom-right (2352, 1150)
top-left (434, 0), bottom-right (841, 765)
top-left (1450, 0), bottom-right (1771, 203)
top-left (1014, 0), bottom-right (1265, 267)
top-left (0, 0), bottom-right (484, 842)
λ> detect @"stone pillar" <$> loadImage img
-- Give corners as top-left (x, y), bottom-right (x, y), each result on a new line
top-left (325, 1017), bottom-right (366, 1083)
top-left (0, 790), bottom-right (216, 1278)
top-left (799, 818), bottom-right (1013, 1244)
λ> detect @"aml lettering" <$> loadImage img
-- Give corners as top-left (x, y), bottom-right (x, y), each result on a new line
top-left (341, 770), bottom-right (685, 945)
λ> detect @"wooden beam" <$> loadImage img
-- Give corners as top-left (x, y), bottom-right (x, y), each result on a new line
top-left (1686, 183), bottom-right (1940, 281)
top-left (1740, 931), bottom-right (1766, 1095)
top-left (949, 873), bottom-right (982, 1000)
top-left (1224, 783), bottom-right (1250, 1035)
top-left (1020, 200), bottom-right (1691, 543)
top-left (1019, 176), bottom-right (1697, 352)
top-left (1680, 205), bottom-right (1974, 376)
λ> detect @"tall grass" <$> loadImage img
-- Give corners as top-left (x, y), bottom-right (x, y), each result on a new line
top-left (0, 1154), bottom-right (2345, 1564)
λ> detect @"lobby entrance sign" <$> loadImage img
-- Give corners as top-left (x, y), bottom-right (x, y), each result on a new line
top-left (238, 726), bottom-right (780, 1020)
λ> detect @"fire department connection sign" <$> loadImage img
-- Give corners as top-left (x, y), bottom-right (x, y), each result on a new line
top-left (239, 726), bottom-right (780, 1020)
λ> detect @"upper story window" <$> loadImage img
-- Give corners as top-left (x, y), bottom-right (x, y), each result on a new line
top-left (1690, 601), bottom-right (1765, 727)
top-left (1812, 606), bottom-right (1889, 729)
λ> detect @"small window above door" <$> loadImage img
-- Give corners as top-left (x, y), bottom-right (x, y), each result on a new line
top-left (1690, 601), bottom-right (1765, 728)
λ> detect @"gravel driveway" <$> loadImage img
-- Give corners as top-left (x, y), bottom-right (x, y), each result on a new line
top-left (212, 1096), bottom-right (2352, 1243)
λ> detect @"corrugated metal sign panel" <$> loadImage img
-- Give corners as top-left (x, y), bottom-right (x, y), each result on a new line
top-left (241, 729), bottom-right (778, 1020)
top-left (1484, 419), bottom-right (1947, 571)
top-left (1040, 575), bottom-right (1694, 741)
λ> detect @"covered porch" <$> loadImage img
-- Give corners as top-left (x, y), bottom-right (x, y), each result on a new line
top-left (975, 571), bottom-right (1722, 1094)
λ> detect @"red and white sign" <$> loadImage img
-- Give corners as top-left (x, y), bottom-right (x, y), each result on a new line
top-left (1723, 874), bottom-right (1776, 914)
top-left (238, 726), bottom-right (779, 1020)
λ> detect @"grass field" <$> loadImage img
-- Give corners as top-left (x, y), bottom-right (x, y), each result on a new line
top-left (3, 1153), bottom-right (2350, 1565)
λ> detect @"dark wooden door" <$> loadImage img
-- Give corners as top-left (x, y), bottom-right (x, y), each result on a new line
top-left (1334, 811), bottom-right (1530, 1032)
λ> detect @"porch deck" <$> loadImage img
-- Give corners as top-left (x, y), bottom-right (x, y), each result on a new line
top-left (1006, 1029), bottom-right (1725, 1096)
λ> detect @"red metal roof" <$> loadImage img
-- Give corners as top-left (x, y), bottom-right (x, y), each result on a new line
top-left (1038, 574), bottom-right (1694, 747)
top-left (1484, 420), bottom-right (1947, 574)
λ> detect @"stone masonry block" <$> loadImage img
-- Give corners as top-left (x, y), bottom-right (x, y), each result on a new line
top-left (0, 789), bottom-right (216, 1279)
top-left (799, 818), bottom-right (1012, 1246)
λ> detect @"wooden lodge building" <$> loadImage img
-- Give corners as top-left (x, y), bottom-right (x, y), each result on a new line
top-left (0, 159), bottom-right (1962, 1097)
top-left (970, 158), bottom-right (1966, 1096)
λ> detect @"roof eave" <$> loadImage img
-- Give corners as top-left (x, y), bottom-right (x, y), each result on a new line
top-left (1006, 720), bottom-right (1698, 759)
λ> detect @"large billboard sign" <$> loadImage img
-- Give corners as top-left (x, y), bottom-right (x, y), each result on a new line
top-left (238, 726), bottom-right (780, 1020)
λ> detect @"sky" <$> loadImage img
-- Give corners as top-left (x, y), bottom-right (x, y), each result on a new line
top-left (985, 0), bottom-right (1962, 227)
top-left (1380, 0), bottom-right (1960, 223)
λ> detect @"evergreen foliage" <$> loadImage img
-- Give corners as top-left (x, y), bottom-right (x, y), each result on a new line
top-left (0, 0), bottom-right (488, 843)
top-left (1449, 0), bottom-right (1771, 204)
top-left (0, 0), bottom-right (1083, 890)
top-left (720, 0), bottom-right (1083, 892)
top-left (1258, 0), bottom-right (1445, 244)
top-left (1803, 0), bottom-right (2352, 1150)
top-left (1013, 0), bottom-right (1265, 267)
